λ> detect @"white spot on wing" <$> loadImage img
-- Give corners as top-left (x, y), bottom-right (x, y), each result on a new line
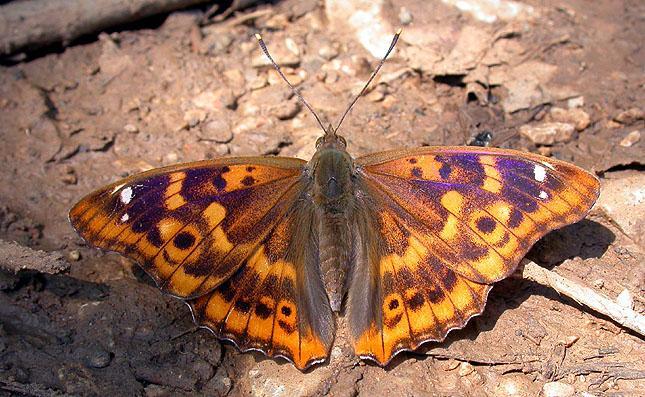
top-left (534, 164), bottom-right (547, 182)
top-left (120, 186), bottom-right (133, 204)
top-left (120, 213), bottom-right (129, 222)
top-left (539, 191), bottom-right (548, 199)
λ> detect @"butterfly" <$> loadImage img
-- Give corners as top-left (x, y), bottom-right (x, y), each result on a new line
top-left (69, 31), bottom-right (600, 370)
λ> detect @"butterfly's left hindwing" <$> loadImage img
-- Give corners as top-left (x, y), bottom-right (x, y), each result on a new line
top-left (70, 157), bottom-right (334, 369)
top-left (349, 146), bottom-right (600, 365)
top-left (189, 200), bottom-right (334, 370)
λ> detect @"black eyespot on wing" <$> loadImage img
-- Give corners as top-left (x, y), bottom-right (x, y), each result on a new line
top-left (174, 231), bottom-right (196, 249)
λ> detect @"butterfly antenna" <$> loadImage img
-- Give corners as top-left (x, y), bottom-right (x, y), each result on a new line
top-left (334, 28), bottom-right (402, 133)
top-left (255, 33), bottom-right (327, 133)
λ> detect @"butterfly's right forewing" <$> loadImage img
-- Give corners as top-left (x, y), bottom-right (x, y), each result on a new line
top-left (348, 146), bottom-right (600, 365)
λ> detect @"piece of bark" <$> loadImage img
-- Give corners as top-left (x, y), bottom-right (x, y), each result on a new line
top-left (0, 239), bottom-right (69, 274)
top-left (0, 0), bottom-right (212, 56)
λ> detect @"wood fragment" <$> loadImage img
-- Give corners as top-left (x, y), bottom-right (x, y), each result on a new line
top-left (0, 0), bottom-right (212, 57)
top-left (520, 259), bottom-right (645, 337)
top-left (0, 239), bottom-right (69, 274)
top-left (425, 347), bottom-right (541, 365)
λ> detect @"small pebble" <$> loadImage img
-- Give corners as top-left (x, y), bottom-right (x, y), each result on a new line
top-left (381, 95), bottom-right (397, 109)
top-left (324, 70), bottom-right (339, 84)
top-left (214, 144), bottom-right (230, 156)
top-left (272, 100), bottom-right (301, 120)
top-left (165, 152), bottom-right (179, 163)
top-left (549, 107), bottom-right (590, 131)
top-left (318, 44), bottom-right (339, 61)
top-left (68, 250), bottom-right (81, 261)
top-left (248, 368), bottom-right (261, 379)
top-left (567, 96), bottom-right (584, 108)
top-left (202, 119), bottom-right (233, 143)
top-left (85, 349), bottom-right (112, 368)
top-left (366, 85), bottom-right (386, 102)
top-left (520, 122), bottom-right (575, 145)
top-left (251, 38), bottom-right (300, 68)
top-left (537, 146), bottom-right (552, 157)
top-left (223, 69), bottom-right (245, 88)
top-left (614, 107), bottom-right (643, 124)
top-left (399, 6), bottom-right (413, 25)
top-left (61, 173), bottom-right (78, 185)
top-left (563, 335), bottom-right (579, 347)
top-left (249, 74), bottom-right (268, 90)
top-left (443, 359), bottom-right (460, 371)
top-left (124, 124), bottom-right (139, 134)
top-left (183, 108), bottom-right (207, 127)
top-left (619, 130), bottom-right (640, 147)
top-left (263, 13), bottom-right (289, 30)
top-left (268, 69), bottom-right (303, 86)
top-left (458, 362), bottom-right (475, 376)
top-left (542, 381), bottom-right (575, 397)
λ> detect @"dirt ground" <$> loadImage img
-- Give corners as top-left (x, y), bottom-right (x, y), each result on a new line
top-left (0, 0), bottom-right (643, 396)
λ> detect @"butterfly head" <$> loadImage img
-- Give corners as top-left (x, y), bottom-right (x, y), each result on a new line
top-left (315, 124), bottom-right (348, 151)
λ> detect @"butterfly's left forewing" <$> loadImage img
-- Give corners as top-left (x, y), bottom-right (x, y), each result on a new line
top-left (349, 146), bottom-right (600, 365)
top-left (70, 157), bottom-right (334, 369)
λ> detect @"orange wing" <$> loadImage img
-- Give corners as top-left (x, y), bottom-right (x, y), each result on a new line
top-left (347, 146), bottom-right (600, 365)
top-left (189, 200), bottom-right (334, 370)
top-left (70, 157), bottom-right (333, 369)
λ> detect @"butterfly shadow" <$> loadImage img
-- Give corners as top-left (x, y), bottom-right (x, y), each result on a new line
top-left (486, 218), bottom-right (615, 318)
top-left (378, 219), bottom-right (616, 370)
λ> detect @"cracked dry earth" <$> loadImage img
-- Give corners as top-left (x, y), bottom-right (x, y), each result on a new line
top-left (0, 0), bottom-right (643, 396)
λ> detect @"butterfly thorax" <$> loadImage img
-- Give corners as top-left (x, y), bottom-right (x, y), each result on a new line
top-left (309, 136), bottom-right (356, 312)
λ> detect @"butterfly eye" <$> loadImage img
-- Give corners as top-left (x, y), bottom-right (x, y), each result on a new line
top-left (315, 137), bottom-right (324, 148)
top-left (338, 136), bottom-right (347, 147)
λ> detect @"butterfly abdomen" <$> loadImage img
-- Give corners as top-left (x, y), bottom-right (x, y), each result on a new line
top-left (310, 148), bottom-right (357, 312)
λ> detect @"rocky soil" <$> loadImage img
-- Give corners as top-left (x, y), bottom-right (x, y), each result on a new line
top-left (0, 0), bottom-right (643, 396)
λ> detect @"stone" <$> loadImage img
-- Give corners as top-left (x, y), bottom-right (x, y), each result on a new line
top-left (596, 173), bottom-right (645, 244)
top-left (519, 122), bottom-right (575, 145)
top-left (201, 119), bottom-right (233, 143)
top-left (614, 107), bottom-right (644, 124)
top-left (567, 96), bottom-right (584, 108)
top-left (192, 88), bottom-right (236, 112)
top-left (68, 250), bottom-right (81, 261)
top-left (542, 381), bottom-right (575, 397)
top-left (84, 348), bottom-right (112, 368)
top-left (318, 44), bottom-right (339, 61)
top-left (263, 14), bottom-right (289, 30)
top-left (271, 100), bottom-right (301, 120)
top-left (124, 123), bottom-right (139, 134)
top-left (183, 108), bottom-right (207, 127)
top-left (458, 362), bottom-right (475, 376)
top-left (549, 107), bottom-right (590, 131)
top-left (494, 375), bottom-right (538, 396)
top-left (399, 7), bottom-right (413, 25)
top-left (249, 74), bottom-right (269, 90)
top-left (252, 38), bottom-right (300, 68)
top-left (619, 130), bottom-right (640, 147)
top-left (199, 31), bottom-right (233, 56)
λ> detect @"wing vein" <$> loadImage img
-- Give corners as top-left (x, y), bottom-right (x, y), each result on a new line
top-left (160, 177), bottom-right (301, 293)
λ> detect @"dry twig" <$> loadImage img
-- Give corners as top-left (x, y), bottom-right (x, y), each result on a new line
top-left (0, 0), bottom-right (212, 56)
top-left (520, 259), bottom-right (645, 337)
